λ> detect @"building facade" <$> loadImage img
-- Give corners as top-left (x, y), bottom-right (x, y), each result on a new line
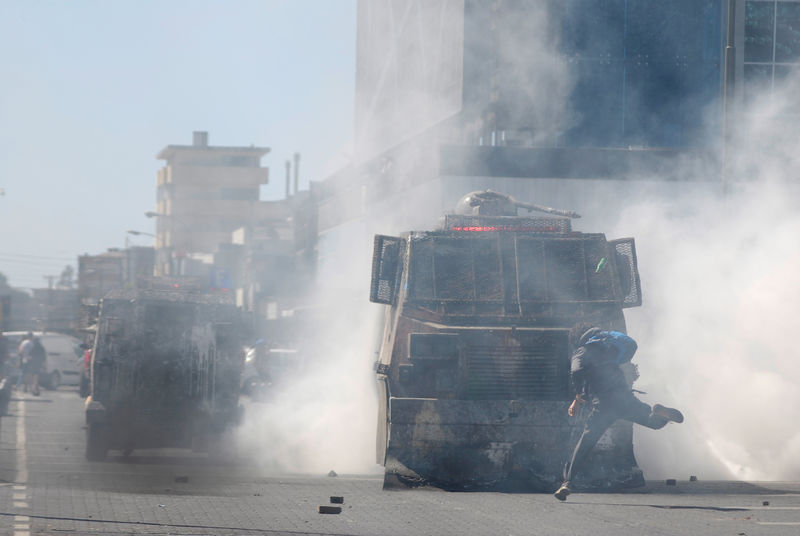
top-left (77, 247), bottom-right (155, 305)
top-left (742, 0), bottom-right (800, 102)
top-left (227, 191), bottom-right (318, 345)
top-left (78, 250), bottom-right (125, 305)
top-left (315, 0), bottom-right (799, 293)
top-left (154, 131), bottom-right (270, 276)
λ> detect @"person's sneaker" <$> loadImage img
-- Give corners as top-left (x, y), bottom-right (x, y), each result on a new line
top-left (653, 404), bottom-right (684, 423)
top-left (553, 483), bottom-right (571, 501)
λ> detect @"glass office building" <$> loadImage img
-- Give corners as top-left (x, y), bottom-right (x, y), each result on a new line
top-left (743, 1), bottom-right (800, 103)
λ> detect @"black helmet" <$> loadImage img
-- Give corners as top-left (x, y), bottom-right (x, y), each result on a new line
top-left (569, 323), bottom-right (601, 348)
top-left (577, 327), bottom-right (603, 347)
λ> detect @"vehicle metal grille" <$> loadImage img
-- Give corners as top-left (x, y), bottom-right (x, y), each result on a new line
top-left (370, 235), bottom-right (403, 305)
top-left (610, 238), bottom-right (642, 308)
top-left (465, 345), bottom-right (568, 400)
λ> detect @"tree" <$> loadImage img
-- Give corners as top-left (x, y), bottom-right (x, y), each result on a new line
top-left (58, 265), bottom-right (75, 289)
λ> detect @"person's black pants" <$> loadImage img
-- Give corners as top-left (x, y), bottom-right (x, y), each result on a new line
top-left (564, 390), bottom-right (668, 483)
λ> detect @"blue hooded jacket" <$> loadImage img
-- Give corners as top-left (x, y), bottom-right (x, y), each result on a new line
top-left (570, 330), bottom-right (637, 397)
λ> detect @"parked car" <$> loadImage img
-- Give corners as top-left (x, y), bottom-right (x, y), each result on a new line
top-left (4, 331), bottom-right (84, 389)
top-left (241, 341), bottom-right (303, 399)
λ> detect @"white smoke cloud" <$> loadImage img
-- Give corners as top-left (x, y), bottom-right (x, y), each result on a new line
top-left (234, 296), bottom-right (384, 474)
top-left (236, 5), bottom-right (800, 485)
top-left (619, 74), bottom-right (800, 481)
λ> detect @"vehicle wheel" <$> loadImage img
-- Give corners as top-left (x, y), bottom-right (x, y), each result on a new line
top-left (207, 431), bottom-right (236, 463)
top-left (85, 423), bottom-right (108, 461)
top-left (45, 371), bottom-right (61, 390)
top-left (79, 375), bottom-right (90, 398)
top-left (242, 377), bottom-right (259, 396)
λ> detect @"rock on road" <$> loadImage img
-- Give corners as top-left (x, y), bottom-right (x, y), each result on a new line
top-left (0, 389), bottom-right (798, 535)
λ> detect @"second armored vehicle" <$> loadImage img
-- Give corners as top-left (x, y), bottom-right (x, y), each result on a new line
top-left (85, 279), bottom-right (244, 460)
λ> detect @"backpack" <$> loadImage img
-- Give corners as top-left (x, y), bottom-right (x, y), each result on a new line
top-left (583, 330), bottom-right (637, 364)
top-left (30, 339), bottom-right (46, 363)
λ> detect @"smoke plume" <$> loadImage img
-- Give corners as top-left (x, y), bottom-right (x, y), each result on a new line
top-left (237, 4), bottom-right (800, 483)
top-left (621, 72), bottom-right (800, 481)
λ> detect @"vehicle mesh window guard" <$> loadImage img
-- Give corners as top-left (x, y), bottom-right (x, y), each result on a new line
top-left (370, 235), bottom-right (402, 304)
top-left (611, 238), bottom-right (642, 308)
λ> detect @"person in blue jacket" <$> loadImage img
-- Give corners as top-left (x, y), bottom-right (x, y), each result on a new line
top-left (554, 324), bottom-right (684, 501)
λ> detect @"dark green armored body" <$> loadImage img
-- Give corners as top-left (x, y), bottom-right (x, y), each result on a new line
top-left (85, 281), bottom-right (243, 461)
top-left (370, 191), bottom-right (643, 491)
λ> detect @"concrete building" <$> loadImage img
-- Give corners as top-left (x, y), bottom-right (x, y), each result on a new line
top-left (30, 288), bottom-right (80, 334)
top-left (77, 247), bottom-right (155, 305)
top-left (124, 246), bottom-right (156, 287)
top-left (78, 250), bottom-right (125, 305)
top-left (153, 131), bottom-right (270, 276)
top-left (228, 190), bottom-right (318, 345)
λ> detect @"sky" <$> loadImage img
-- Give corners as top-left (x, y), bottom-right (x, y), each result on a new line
top-left (0, 0), bottom-right (356, 289)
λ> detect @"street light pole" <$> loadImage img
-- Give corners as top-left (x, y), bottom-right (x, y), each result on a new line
top-left (144, 211), bottom-right (171, 275)
top-left (127, 230), bottom-right (156, 238)
top-left (144, 212), bottom-right (185, 276)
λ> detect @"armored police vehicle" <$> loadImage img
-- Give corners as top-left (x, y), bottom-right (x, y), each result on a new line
top-left (370, 191), bottom-right (643, 491)
top-left (85, 279), bottom-right (244, 461)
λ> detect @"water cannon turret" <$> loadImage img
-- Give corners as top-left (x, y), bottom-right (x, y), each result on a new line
top-left (454, 190), bottom-right (581, 219)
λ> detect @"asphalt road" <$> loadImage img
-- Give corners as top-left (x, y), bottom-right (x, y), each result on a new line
top-left (1, 388), bottom-right (798, 536)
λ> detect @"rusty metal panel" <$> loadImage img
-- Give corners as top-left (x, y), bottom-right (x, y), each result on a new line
top-left (386, 397), bottom-right (641, 491)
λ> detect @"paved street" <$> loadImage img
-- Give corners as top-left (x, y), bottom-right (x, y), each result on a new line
top-left (1, 388), bottom-right (799, 536)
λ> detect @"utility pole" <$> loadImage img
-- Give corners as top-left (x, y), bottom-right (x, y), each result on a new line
top-left (285, 160), bottom-right (291, 199)
top-left (44, 275), bottom-right (56, 332)
top-left (293, 153), bottom-right (300, 195)
top-left (721, 0), bottom-right (736, 198)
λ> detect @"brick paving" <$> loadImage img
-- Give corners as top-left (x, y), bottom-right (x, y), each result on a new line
top-left (0, 389), bottom-right (798, 535)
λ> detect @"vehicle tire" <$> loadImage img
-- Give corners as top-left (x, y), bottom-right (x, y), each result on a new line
top-left (207, 430), bottom-right (236, 463)
top-left (242, 377), bottom-right (259, 396)
top-left (0, 379), bottom-right (10, 416)
top-left (85, 423), bottom-right (108, 461)
top-left (79, 375), bottom-right (90, 398)
top-left (44, 371), bottom-right (60, 390)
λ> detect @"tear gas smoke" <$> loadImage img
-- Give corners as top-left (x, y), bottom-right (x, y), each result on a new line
top-left (235, 291), bottom-right (383, 475)
top-left (237, 5), bottom-right (800, 482)
top-left (618, 72), bottom-right (800, 481)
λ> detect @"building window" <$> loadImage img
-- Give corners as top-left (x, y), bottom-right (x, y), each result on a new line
top-left (744, 1), bottom-right (800, 101)
top-left (221, 155), bottom-right (259, 167)
top-left (219, 188), bottom-right (258, 201)
top-left (561, 0), bottom-right (723, 149)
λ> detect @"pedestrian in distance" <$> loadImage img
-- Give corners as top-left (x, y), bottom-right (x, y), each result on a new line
top-left (27, 335), bottom-right (46, 396)
top-left (0, 329), bottom-right (9, 377)
top-left (18, 332), bottom-right (45, 396)
top-left (16, 332), bottom-right (33, 390)
top-left (0, 330), bottom-right (11, 414)
top-left (554, 323), bottom-right (684, 502)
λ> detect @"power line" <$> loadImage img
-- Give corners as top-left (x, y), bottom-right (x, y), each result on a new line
top-left (0, 258), bottom-right (73, 267)
top-left (0, 251), bottom-right (75, 261)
